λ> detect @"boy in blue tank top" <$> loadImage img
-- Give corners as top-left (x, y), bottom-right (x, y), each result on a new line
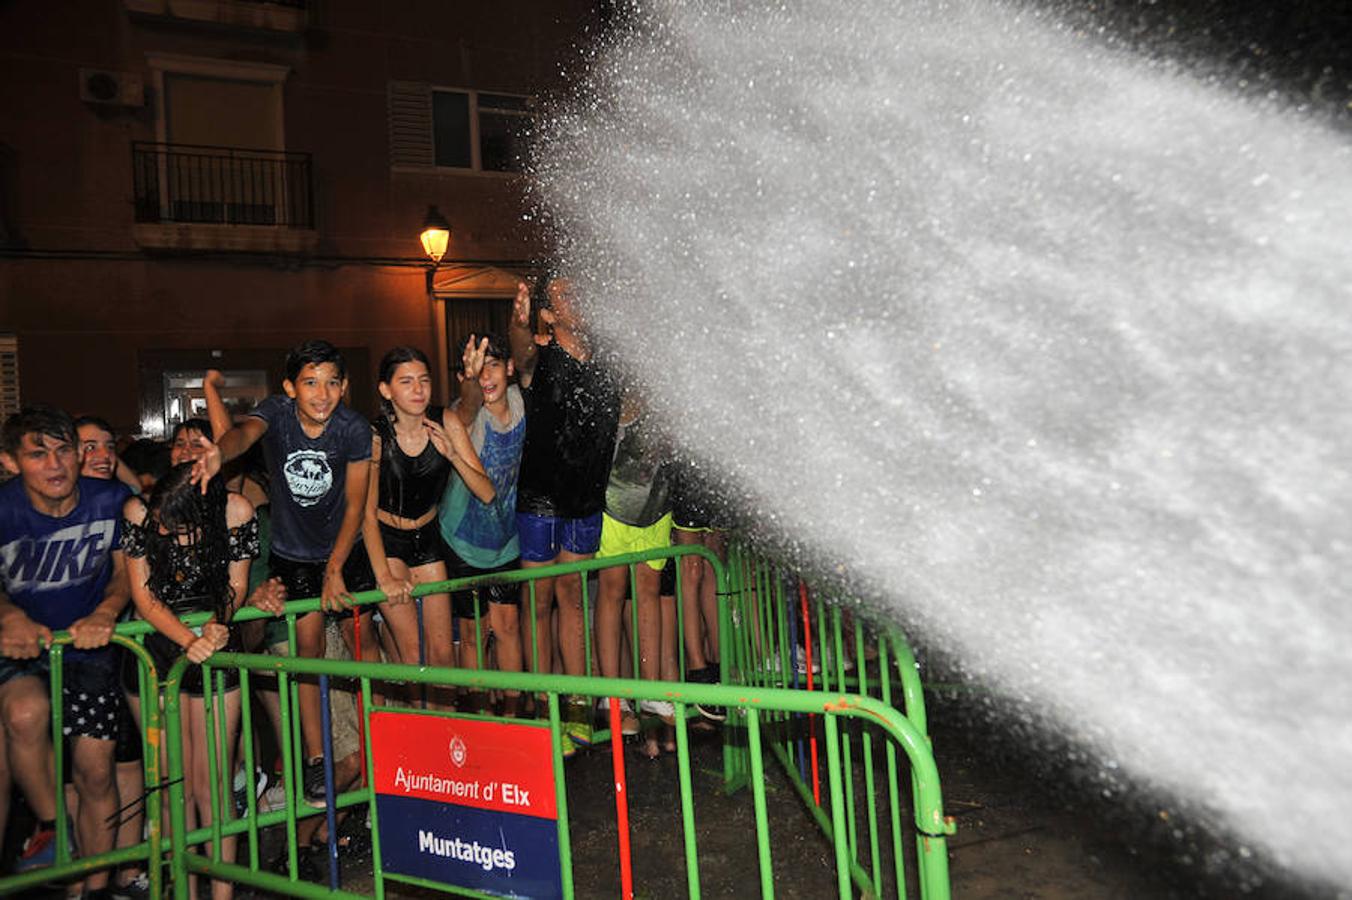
top-left (441, 333), bottom-right (526, 713)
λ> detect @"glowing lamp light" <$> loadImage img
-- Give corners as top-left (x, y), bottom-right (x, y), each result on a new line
top-left (419, 205), bottom-right (451, 264)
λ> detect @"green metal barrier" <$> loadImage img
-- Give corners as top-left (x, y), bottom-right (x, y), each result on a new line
top-left (0, 635), bottom-right (164, 898)
top-left (0, 546), bottom-right (951, 899)
top-left (721, 544), bottom-right (954, 899)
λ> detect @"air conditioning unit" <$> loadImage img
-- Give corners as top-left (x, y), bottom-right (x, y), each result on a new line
top-left (79, 69), bottom-right (145, 107)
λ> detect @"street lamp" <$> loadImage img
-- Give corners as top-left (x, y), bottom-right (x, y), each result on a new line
top-left (420, 205), bottom-right (453, 404)
top-left (420, 205), bottom-right (451, 264)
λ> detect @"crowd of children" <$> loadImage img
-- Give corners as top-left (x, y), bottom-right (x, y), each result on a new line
top-left (0, 276), bottom-right (730, 897)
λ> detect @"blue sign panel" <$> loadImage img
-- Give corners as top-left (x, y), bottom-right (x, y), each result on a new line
top-left (376, 794), bottom-right (562, 899)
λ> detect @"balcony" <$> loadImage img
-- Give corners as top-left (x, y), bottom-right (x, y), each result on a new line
top-left (125, 0), bottom-right (306, 33)
top-left (132, 142), bottom-right (318, 253)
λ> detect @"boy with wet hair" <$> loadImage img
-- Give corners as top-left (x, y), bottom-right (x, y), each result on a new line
top-left (195, 340), bottom-right (373, 805)
top-left (511, 277), bottom-right (621, 748)
top-left (0, 405), bottom-right (131, 893)
top-left (442, 332), bottom-right (527, 713)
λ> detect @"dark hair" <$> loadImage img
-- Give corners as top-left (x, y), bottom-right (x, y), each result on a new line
top-left (376, 346), bottom-right (431, 418)
top-left (73, 415), bottom-right (115, 439)
top-left (121, 439), bottom-right (171, 482)
top-left (143, 463), bottom-right (235, 625)
top-left (171, 417), bottom-right (214, 443)
top-left (284, 339), bottom-right (346, 382)
top-left (478, 332), bottom-right (511, 363)
top-left (378, 346), bottom-right (431, 385)
top-left (2, 405), bottom-right (76, 455)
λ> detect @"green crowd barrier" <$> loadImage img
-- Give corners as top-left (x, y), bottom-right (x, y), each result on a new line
top-left (0, 546), bottom-right (951, 899)
top-left (720, 544), bottom-right (955, 899)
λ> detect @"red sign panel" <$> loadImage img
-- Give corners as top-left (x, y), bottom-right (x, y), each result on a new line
top-left (370, 711), bottom-right (558, 820)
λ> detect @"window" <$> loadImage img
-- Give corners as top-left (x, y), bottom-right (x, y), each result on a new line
top-left (388, 82), bottom-right (532, 174)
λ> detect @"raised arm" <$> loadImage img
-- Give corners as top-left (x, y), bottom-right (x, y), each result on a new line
top-left (191, 415), bottom-right (267, 492)
top-left (202, 369), bottom-right (235, 447)
top-left (508, 281), bottom-right (538, 389)
top-left (455, 334), bottom-right (488, 427)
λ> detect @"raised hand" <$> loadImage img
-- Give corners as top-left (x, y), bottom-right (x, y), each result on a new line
top-left (462, 334), bottom-right (489, 382)
top-left (190, 439), bottom-right (222, 495)
top-left (512, 281), bottom-right (531, 328)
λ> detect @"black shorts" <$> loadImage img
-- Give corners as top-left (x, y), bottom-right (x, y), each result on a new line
top-left (120, 631), bottom-right (241, 698)
top-left (0, 648), bottom-right (121, 740)
top-left (378, 518), bottom-right (445, 568)
top-left (446, 551), bottom-right (521, 620)
top-left (271, 548), bottom-right (376, 619)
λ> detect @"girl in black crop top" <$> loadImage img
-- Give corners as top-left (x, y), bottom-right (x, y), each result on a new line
top-left (361, 347), bottom-right (494, 701)
top-left (120, 463), bottom-right (284, 897)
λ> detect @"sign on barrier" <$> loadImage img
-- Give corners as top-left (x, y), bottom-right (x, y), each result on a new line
top-left (371, 711), bottom-right (562, 899)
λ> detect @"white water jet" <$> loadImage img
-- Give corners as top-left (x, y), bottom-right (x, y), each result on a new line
top-left (535, 0), bottom-right (1352, 888)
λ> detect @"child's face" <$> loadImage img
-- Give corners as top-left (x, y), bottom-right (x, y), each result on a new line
top-left (478, 356), bottom-right (512, 406)
top-left (77, 423), bottom-right (116, 480)
top-left (170, 427), bottom-right (210, 466)
top-left (284, 362), bottom-right (346, 429)
top-left (379, 360), bottom-right (431, 418)
top-left (3, 432), bottom-right (80, 506)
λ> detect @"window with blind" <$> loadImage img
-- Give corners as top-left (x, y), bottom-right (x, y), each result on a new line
top-left (0, 335), bottom-right (19, 421)
top-left (389, 82), bottom-right (532, 174)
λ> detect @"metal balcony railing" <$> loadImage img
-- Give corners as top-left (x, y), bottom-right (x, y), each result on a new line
top-left (132, 142), bottom-right (314, 229)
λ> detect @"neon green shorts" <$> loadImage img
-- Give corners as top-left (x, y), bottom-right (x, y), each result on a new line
top-left (598, 512), bottom-right (673, 570)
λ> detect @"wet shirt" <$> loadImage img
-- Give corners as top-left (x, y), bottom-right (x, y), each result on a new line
top-left (517, 341), bottom-right (621, 520)
top-left (250, 394), bottom-right (371, 563)
top-left (121, 504), bottom-right (259, 617)
top-left (0, 476), bottom-right (129, 656)
top-left (373, 407), bottom-right (452, 520)
top-left (604, 412), bottom-right (673, 528)
top-left (441, 386), bottom-right (526, 568)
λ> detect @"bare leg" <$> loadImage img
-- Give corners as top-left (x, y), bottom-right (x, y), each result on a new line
top-left (674, 528), bottom-right (710, 672)
top-left (293, 611), bottom-right (326, 760)
top-left (70, 735), bottom-right (117, 890)
top-left (595, 565), bottom-right (629, 680)
top-left (186, 692), bottom-right (241, 900)
top-left (0, 676), bottom-right (56, 821)
top-left (554, 550), bottom-right (595, 677)
top-left (520, 561), bottom-right (556, 676)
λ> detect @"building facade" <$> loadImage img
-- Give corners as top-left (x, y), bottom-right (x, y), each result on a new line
top-left (0, 0), bottom-right (599, 434)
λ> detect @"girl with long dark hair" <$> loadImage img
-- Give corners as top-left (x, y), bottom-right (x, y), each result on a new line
top-left (120, 462), bottom-right (282, 900)
top-left (358, 346), bottom-right (494, 704)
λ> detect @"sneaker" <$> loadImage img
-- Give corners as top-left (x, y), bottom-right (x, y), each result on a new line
top-left (597, 698), bottom-right (640, 736)
top-left (111, 872), bottom-right (152, 900)
top-left (233, 766), bottom-right (269, 816)
top-left (260, 782), bottom-right (289, 813)
top-left (562, 701), bottom-right (593, 751)
top-left (16, 825), bottom-right (56, 871)
top-left (639, 699), bottom-right (676, 726)
top-left (303, 758), bottom-right (329, 808)
top-left (687, 666), bottom-right (727, 723)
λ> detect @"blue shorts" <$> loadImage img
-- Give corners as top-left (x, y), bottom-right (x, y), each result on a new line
top-left (516, 512), bottom-right (604, 562)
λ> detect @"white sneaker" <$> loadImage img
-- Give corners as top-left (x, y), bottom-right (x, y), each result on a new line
top-left (639, 699), bottom-right (676, 724)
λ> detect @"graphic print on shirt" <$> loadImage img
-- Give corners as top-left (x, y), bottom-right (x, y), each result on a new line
top-left (283, 449), bottom-right (333, 507)
top-left (0, 520), bottom-right (116, 593)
